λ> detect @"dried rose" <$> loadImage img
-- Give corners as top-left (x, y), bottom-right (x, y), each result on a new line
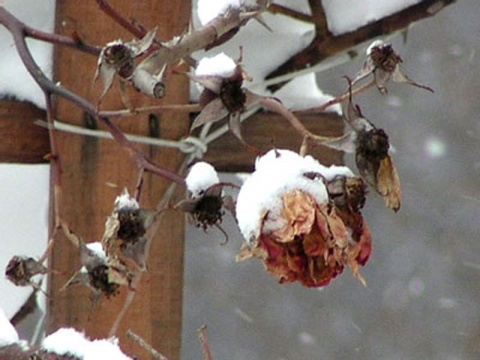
top-left (352, 40), bottom-right (433, 94)
top-left (344, 96), bottom-right (402, 212)
top-left (5, 255), bottom-right (47, 287)
top-left (236, 149), bottom-right (372, 287)
top-left (63, 240), bottom-right (132, 300)
top-left (189, 53), bottom-right (262, 146)
top-left (94, 28), bottom-right (157, 101)
top-left (102, 189), bottom-right (156, 269)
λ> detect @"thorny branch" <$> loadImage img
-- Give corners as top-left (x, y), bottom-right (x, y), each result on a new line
top-left (0, 7), bottom-right (185, 186)
top-left (266, 0), bottom-right (458, 91)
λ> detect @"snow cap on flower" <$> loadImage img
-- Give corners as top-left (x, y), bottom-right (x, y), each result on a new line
top-left (236, 149), bottom-right (353, 244)
top-left (114, 188), bottom-right (140, 212)
top-left (195, 52), bottom-right (238, 78)
top-left (186, 161), bottom-right (220, 198)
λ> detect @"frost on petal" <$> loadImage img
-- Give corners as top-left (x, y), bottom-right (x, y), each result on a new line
top-left (186, 162), bottom-right (220, 198)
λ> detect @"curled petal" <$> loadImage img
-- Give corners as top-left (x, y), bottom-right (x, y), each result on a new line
top-left (127, 27), bottom-right (157, 56)
top-left (191, 98), bottom-right (229, 130)
top-left (377, 155), bottom-right (402, 212)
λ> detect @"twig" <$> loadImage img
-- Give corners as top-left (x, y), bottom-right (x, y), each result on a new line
top-left (297, 77), bottom-right (376, 114)
top-left (267, 4), bottom-right (313, 23)
top-left (259, 97), bottom-right (347, 147)
top-left (24, 26), bottom-right (100, 56)
top-left (96, 0), bottom-right (146, 39)
top-left (108, 158), bottom-right (189, 337)
top-left (127, 329), bottom-right (168, 360)
top-left (99, 103), bottom-right (201, 118)
top-left (198, 325), bottom-right (214, 360)
top-left (136, 2), bottom-right (269, 75)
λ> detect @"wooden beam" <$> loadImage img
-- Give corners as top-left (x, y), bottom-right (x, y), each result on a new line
top-left (47, 2), bottom-right (190, 360)
top-left (0, 100), bottom-right (49, 164)
top-left (204, 111), bottom-right (344, 172)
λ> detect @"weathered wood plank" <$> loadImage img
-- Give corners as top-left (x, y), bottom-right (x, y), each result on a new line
top-left (204, 111), bottom-right (344, 172)
top-left (0, 100), bottom-right (49, 164)
top-left (47, 2), bottom-right (190, 359)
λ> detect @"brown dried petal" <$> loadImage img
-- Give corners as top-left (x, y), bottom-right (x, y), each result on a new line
top-left (377, 154), bottom-right (402, 212)
top-left (191, 98), bottom-right (229, 130)
top-left (243, 190), bottom-right (370, 287)
top-left (369, 44), bottom-right (402, 72)
top-left (5, 256), bottom-right (47, 286)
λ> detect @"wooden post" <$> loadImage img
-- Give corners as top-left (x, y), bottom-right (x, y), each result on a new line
top-left (0, 100), bottom-right (49, 164)
top-left (47, 2), bottom-right (190, 359)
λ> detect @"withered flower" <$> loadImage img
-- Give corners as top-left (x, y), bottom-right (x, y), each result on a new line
top-left (176, 162), bottom-right (235, 232)
top-left (189, 53), bottom-right (262, 145)
top-left (236, 149), bottom-right (372, 287)
top-left (5, 255), bottom-right (47, 287)
top-left (343, 95), bottom-right (402, 212)
top-left (352, 40), bottom-right (433, 94)
top-left (95, 28), bottom-right (158, 101)
top-left (64, 240), bottom-right (132, 300)
top-left (102, 189), bottom-right (156, 270)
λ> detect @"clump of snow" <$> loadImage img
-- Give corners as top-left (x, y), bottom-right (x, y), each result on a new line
top-left (114, 189), bottom-right (139, 211)
top-left (321, 0), bottom-right (422, 35)
top-left (0, 307), bottom-right (19, 347)
top-left (273, 73), bottom-right (341, 113)
top-left (186, 162), bottom-right (220, 198)
top-left (42, 328), bottom-right (132, 360)
top-left (0, 0), bottom-right (56, 108)
top-left (197, 0), bottom-right (243, 26)
top-left (86, 242), bottom-right (107, 261)
top-left (42, 328), bottom-right (90, 357)
top-left (84, 338), bottom-right (132, 360)
top-left (236, 149), bottom-right (354, 243)
top-left (195, 52), bottom-right (237, 78)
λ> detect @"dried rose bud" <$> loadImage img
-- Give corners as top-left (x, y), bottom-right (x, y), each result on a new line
top-left (63, 241), bottom-right (132, 300)
top-left (177, 162), bottom-right (235, 231)
top-left (94, 28), bottom-right (157, 101)
top-left (5, 256), bottom-right (47, 287)
top-left (342, 94), bottom-right (402, 212)
top-left (189, 53), bottom-right (261, 146)
top-left (236, 150), bottom-right (372, 287)
top-left (352, 40), bottom-right (433, 94)
top-left (102, 189), bottom-right (156, 269)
